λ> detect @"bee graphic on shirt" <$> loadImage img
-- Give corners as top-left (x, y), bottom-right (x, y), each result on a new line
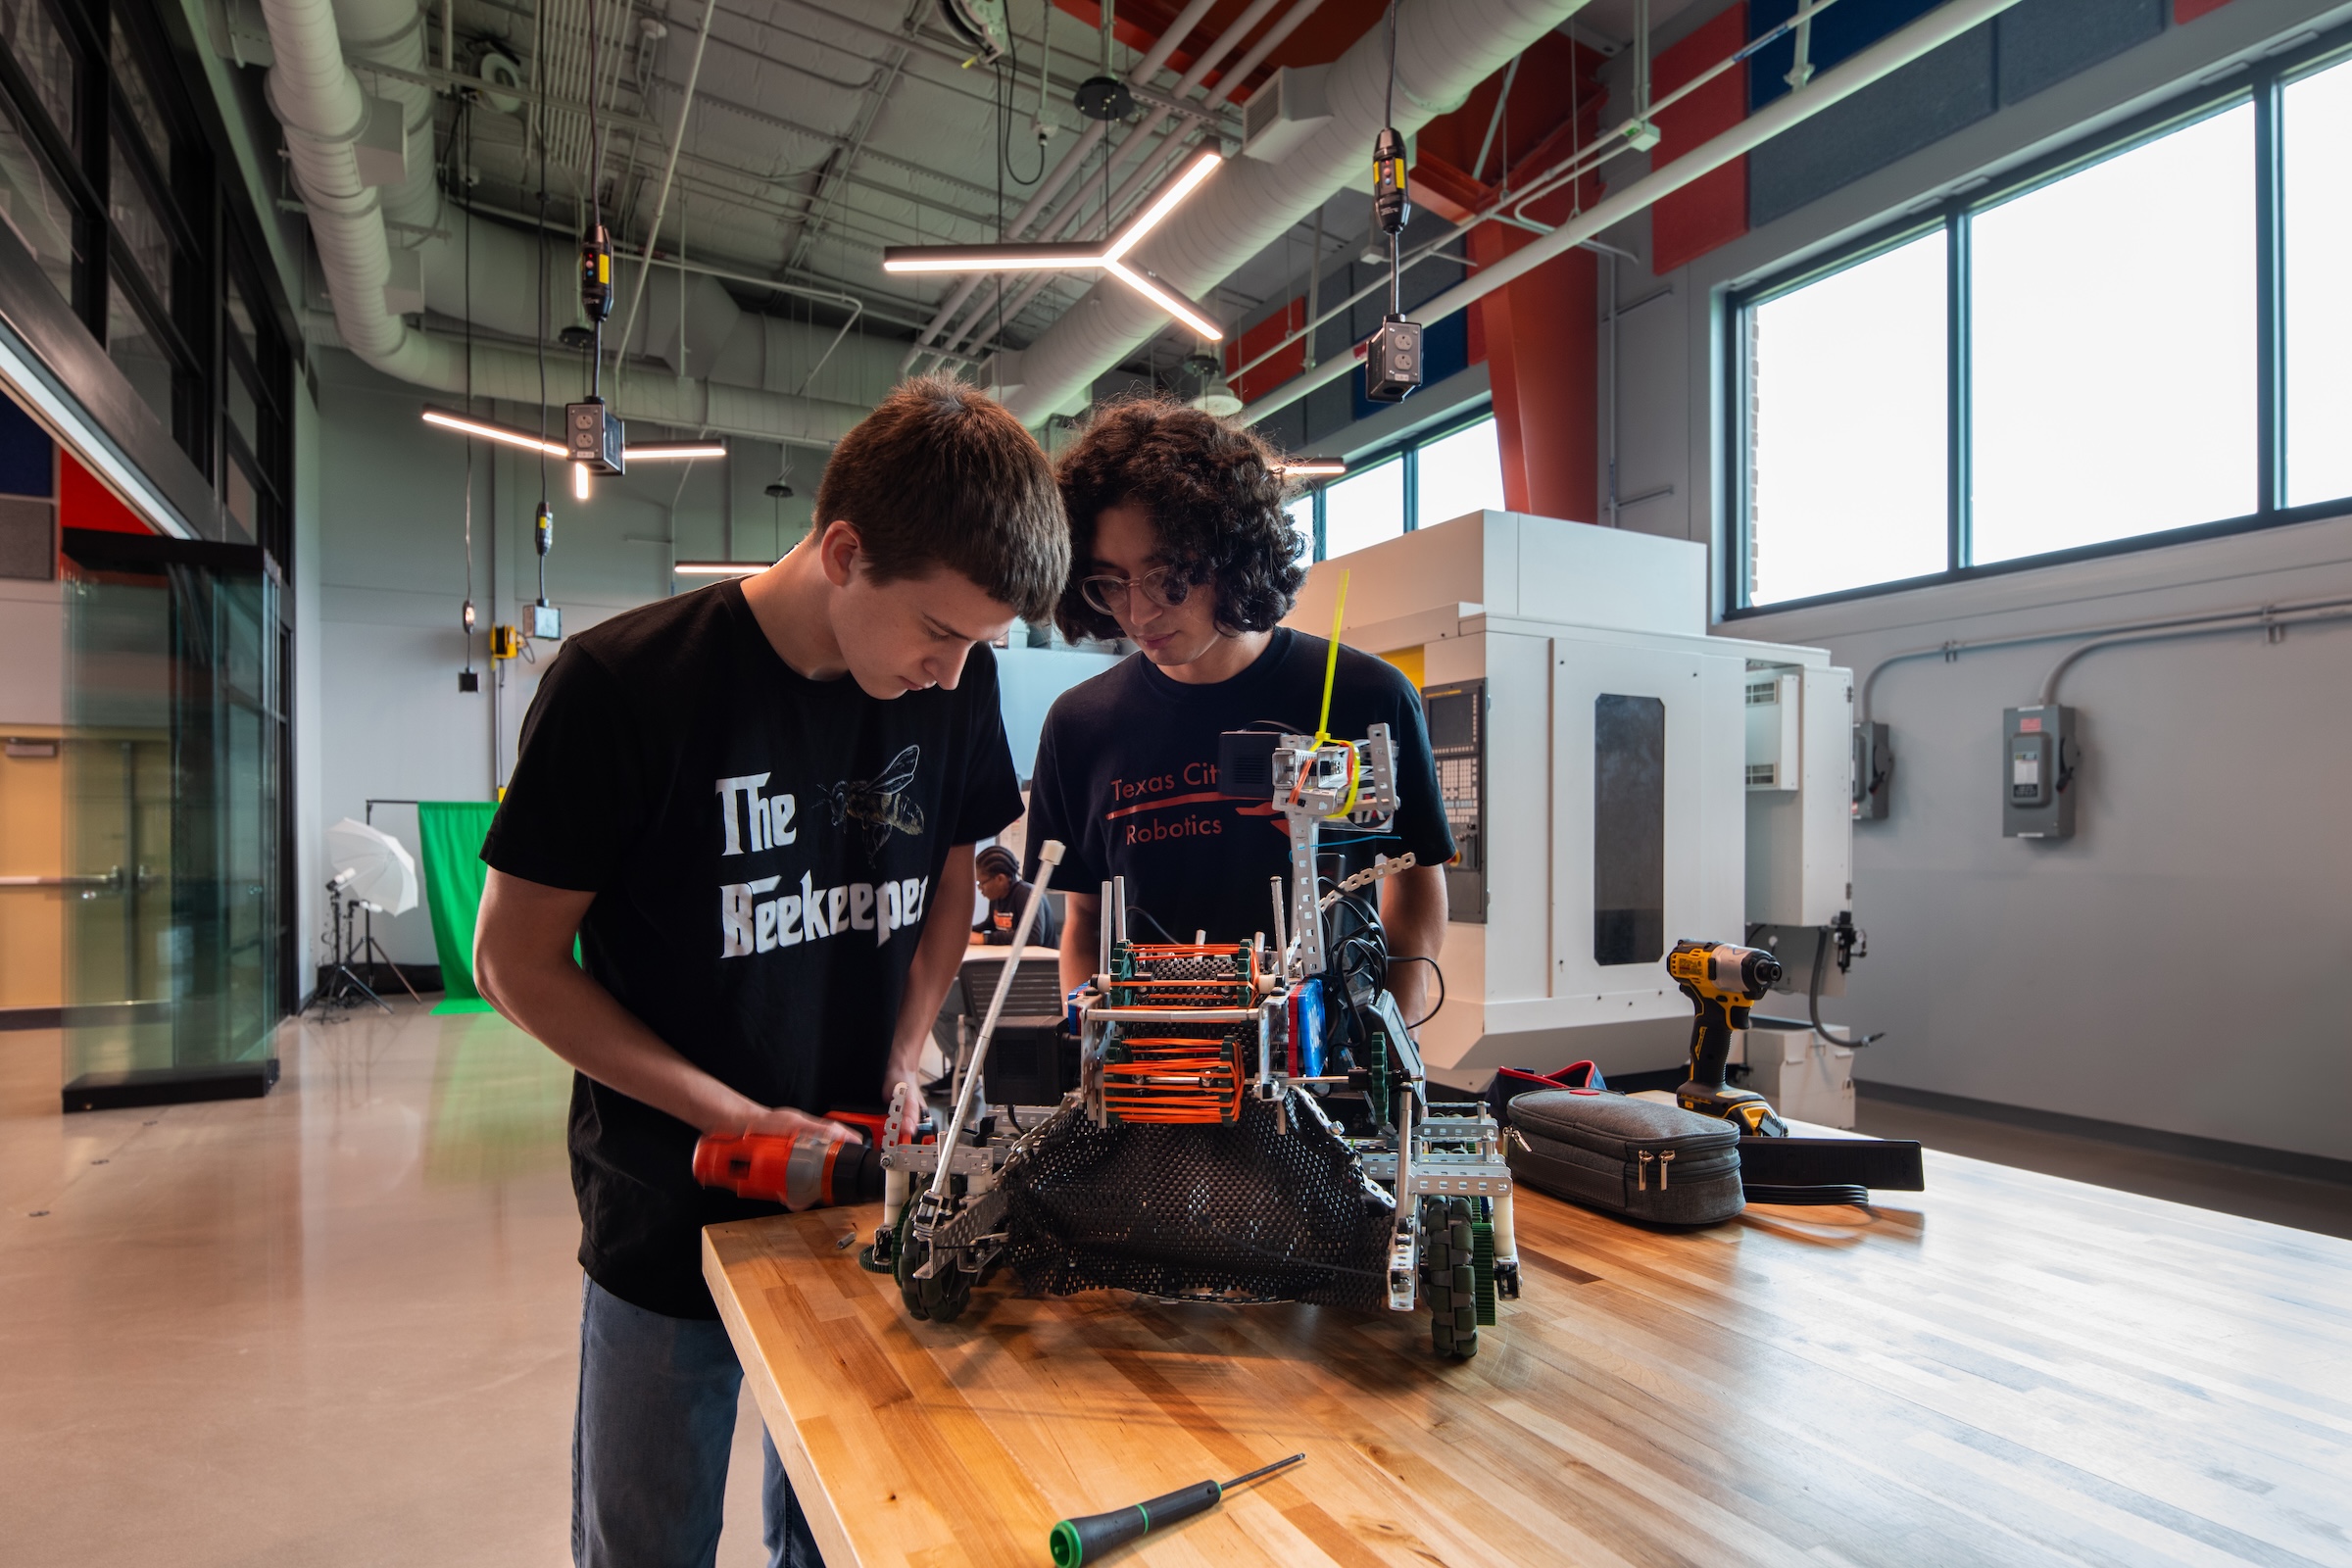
top-left (823, 744), bottom-right (925, 856)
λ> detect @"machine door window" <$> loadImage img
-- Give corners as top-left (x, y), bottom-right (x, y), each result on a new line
top-left (1592, 694), bottom-right (1665, 966)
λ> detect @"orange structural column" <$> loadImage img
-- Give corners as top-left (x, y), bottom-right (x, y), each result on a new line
top-left (1472, 223), bottom-right (1596, 522)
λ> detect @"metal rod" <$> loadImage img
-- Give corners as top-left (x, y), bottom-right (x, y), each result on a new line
top-left (611, 0), bottom-right (716, 393)
top-left (1221, 1454), bottom-right (1306, 1491)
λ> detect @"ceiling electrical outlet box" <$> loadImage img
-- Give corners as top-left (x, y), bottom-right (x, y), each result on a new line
top-left (1242, 65), bottom-right (1331, 163)
top-left (1363, 318), bottom-right (1422, 402)
top-left (528, 602), bottom-right (563, 641)
top-left (2001, 705), bottom-right (2077, 839)
top-left (566, 398), bottom-right (625, 475)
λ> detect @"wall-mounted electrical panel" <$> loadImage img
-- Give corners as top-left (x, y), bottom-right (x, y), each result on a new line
top-left (2002, 705), bottom-right (2077, 839)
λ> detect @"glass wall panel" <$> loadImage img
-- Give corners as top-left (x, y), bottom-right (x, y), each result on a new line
top-left (1746, 229), bottom-right (1948, 605)
top-left (106, 268), bottom-right (172, 426)
top-left (109, 15), bottom-right (170, 173)
top-left (109, 131), bottom-right (172, 310)
top-left (1322, 457), bottom-right (1403, 560)
top-left (1971, 103), bottom-right (2257, 563)
top-left (0, 85), bottom-right (74, 303)
top-left (0, 0), bottom-right (76, 149)
top-left (1415, 416), bottom-right (1504, 527)
top-left (63, 538), bottom-right (280, 1104)
top-left (2283, 57), bottom-right (2352, 507)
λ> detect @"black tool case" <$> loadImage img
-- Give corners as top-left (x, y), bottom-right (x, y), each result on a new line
top-left (1503, 1091), bottom-right (1744, 1226)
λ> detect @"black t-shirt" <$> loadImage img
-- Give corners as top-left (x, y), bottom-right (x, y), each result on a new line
top-left (973, 880), bottom-right (1062, 948)
top-left (482, 579), bottom-right (1022, 1318)
top-left (1023, 629), bottom-right (1454, 945)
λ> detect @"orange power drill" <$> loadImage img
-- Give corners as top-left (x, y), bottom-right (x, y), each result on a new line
top-left (1666, 940), bottom-right (1788, 1138)
top-left (693, 1111), bottom-right (890, 1211)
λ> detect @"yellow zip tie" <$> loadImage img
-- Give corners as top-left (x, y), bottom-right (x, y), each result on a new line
top-left (1312, 570), bottom-right (1349, 748)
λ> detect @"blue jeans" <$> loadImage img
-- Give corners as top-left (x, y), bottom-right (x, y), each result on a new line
top-left (573, 1278), bottom-right (824, 1568)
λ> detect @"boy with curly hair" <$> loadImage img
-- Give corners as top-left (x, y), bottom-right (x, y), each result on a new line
top-left (1023, 400), bottom-right (1453, 1027)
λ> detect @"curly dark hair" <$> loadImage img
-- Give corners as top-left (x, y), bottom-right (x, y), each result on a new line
top-left (1052, 398), bottom-right (1306, 644)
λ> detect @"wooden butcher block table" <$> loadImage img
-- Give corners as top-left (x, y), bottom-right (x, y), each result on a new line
top-left (705, 1151), bottom-right (2352, 1568)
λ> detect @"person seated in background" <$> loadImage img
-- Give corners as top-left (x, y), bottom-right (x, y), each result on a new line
top-left (970, 844), bottom-right (1061, 949)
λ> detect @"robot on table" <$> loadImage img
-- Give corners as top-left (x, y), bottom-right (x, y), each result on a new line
top-left (867, 722), bottom-right (1519, 1358)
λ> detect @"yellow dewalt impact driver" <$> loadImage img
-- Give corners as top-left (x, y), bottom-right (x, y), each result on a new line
top-left (1667, 940), bottom-right (1788, 1138)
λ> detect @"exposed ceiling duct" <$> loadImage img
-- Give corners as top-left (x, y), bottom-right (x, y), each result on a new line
top-left (256, 0), bottom-right (871, 448)
top-left (999, 0), bottom-right (1592, 423)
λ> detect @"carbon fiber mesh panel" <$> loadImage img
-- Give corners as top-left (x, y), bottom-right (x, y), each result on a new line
top-left (998, 1090), bottom-right (1394, 1309)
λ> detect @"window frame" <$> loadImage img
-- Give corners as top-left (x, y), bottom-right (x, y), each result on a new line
top-left (1723, 28), bottom-right (2352, 618)
top-left (1297, 403), bottom-right (1499, 562)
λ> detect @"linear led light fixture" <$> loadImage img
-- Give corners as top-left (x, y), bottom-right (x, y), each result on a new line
top-left (421, 406), bottom-right (565, 457)
top-left (882, 151), bottom-right (1226, 341)
top-left (673, 561), bottom-right (765, 576)
top-left (625, 441), bottom-right (729, 461)
top-left (1278, 459), bottom-right (1347, 477)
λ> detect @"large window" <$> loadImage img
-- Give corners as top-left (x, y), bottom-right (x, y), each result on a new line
top-left (1292, 412), bottom-right (1507, 563)
top-left (1748, 228), bottom-right (1946, 605)
top-left (1731, 44), bottom-right (2352, 611)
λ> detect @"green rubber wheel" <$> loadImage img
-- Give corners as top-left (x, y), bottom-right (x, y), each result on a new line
top-left (1471, 1222), bottom-right (1497, 1326)
top-left (893, 1208), bottom-right (931, 1321)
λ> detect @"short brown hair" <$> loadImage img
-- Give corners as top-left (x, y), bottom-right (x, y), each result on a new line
top-left (1052, 398), bottom-right (1305, 643)
top-left (815, 377), bottom-right (1068, 621)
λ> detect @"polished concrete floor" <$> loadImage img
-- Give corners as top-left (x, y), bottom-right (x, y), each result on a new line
top-left (0, 1000), bottom-right (773, 1568)
top-left (1855, 1092), bottom-right (2352, 1241)
top-left (6, 1002), bottom-right (2349, 1564)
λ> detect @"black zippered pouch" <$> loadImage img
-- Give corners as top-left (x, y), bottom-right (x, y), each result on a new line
top-left (1504, 1091), bottom-right (1744, 1226)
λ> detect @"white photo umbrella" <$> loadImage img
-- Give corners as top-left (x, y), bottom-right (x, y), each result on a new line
top-left (324, 818), bottom-right (418, 915)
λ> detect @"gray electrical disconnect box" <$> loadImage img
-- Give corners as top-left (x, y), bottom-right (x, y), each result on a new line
top-left (2001, 705), bottom-right (2077, 839)
top-left (1851, 721), bottom-right (1890, 820)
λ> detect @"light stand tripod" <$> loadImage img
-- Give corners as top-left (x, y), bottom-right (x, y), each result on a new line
top-left (313, 871), bottom-right (420, 1013)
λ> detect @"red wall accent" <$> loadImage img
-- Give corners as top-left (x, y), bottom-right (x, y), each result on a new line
top-left (1225, 297), bottom-right (1305, 404)
top-left (1470, 221), bottom-right (1597, 522)
top-left (59, 450), bottom-right (155, 535)
top-left (1650, 3), bottom-right (1750, 275)
top-left (2174, 0), bottom-right (2235, 20)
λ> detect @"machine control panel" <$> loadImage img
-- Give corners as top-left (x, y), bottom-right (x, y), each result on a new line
top-left (1421, 679), bottom-right (1485, 922)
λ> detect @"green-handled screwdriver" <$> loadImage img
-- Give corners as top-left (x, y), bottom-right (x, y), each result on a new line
top-left (1048, 1452), bottom-right (1304, 1566)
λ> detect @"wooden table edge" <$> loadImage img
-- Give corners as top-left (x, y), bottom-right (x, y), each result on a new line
top-left (705, 1224), bottom-right (869, 1568)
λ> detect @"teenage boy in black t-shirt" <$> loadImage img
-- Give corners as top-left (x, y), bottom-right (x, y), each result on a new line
top-left (472, 379), bottom-right (1067, 1568)
top-left (1023, 403), bottom-right (1453, 1028)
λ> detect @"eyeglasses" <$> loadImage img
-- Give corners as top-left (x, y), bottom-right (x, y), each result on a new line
top-left (1079, 565), bottom-right (1193, 616)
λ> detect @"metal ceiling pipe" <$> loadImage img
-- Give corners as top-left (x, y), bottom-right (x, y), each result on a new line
top-left (328, 0), bottom-right (437, 234)
top-left (1235, 0), bottom-right (2034, 423)
top-left (253, 0), bottom-right (870, 447)
top-left (1002, 0), bottom-right (1583, 421)
top-left (259, 0), bottom-right (454, 383)
top-left (900, 0), bottom-right (1224, 372)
